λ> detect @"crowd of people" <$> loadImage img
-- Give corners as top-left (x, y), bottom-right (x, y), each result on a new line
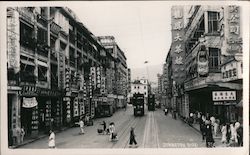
top-left (187, 111), bottom-right (243, 147)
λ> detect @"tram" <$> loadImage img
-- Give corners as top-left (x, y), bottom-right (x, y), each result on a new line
top-left (148, 94), bottom-right (155, 111)
top-left (132, 93), bottom-right (145, 116)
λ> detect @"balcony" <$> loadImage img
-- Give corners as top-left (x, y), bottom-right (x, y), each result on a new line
top-left (18, 8), bottom-right (35, 25)
top-left (50, 21), bottom-right (61, 36)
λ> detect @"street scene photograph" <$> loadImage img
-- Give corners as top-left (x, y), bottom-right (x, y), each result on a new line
top-left (2, 1), bottom-right (248, 153)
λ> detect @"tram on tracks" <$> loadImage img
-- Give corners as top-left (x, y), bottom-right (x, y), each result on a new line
top-left (148, 94), bottom-right (155, 111)
top-left (132, 93), bottom-right (145, 116)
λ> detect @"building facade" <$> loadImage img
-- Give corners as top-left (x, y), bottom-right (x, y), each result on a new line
top-left (98, 36), bottom-right (128, 109)
top-left (130, 78), bottom-right (149, 104)
top-left (7, 7), bottom-right (128, 146)
top-left (165, 5), bottom-right (242, 123)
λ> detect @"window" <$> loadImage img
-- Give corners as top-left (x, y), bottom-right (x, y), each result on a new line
top-left (144, 86), bottom-right (146, 89)
top-left (138, 86), bottom-right (140, 89)
top-left (134, 86), bottom-right (136, 89)
top-left (20, 22), bottom-right (34, 49)
top-left (69, 47), bottom-right (75, 67)
top-left (38, 65), bottom-right (47, 81)
top-left (37, 27), bottom-right (47, 45)
top-left (209, 48), bottom-right (220, 72)
top-left (208, 11), bottom-right (220, 33)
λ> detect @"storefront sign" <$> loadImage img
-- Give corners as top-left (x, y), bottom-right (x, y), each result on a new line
top-left (226, 6), bottom-right (242, 54)
top-left (21, 85), bottom-right (61, 97)
top-left (221, 60), bottom-right (242, 82)
top-left (7, 9), bottom-right (20, 73)
top-left (58, 52), bottom-right (65, 89)
top-left (171, 6), bottom-right (185, 84)
top-left (73, 98), bottom-right (79, 117)
top-left (23, 97), bottom-right (38, 108)
top-left (214, 101), bottom-right (237, 106)
top-left (31, 106), bottom-right (38, 130)
top-left (212, 91), bottom-right (236, 101)
top-left (90, 67), bottom-right (96, 89)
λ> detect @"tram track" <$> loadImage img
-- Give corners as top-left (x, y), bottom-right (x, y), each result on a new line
top-left (142, 111), bottom-right (160, 148)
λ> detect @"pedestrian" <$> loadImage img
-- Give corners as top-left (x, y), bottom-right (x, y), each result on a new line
top-left (213, 119), bottom-right (219, 137)
top-left (129, 127), bottom-right (138, 148)
top-left (20, 126), bottom-right (25, 143)
top-left (109, 122), bottom-right (115, 141)
top-left (200, 121), bottom-right (206, 141)
top-left (230, 123), bottom-right (236, 142)
top-left (205, 120), bottom-right (214, 147)
top-left (12, 127), bottom-right (19, 145)
top-left (79, 118), bottom-right (85, 134)
top-left (226, 123), bottom-right (231, 144)
top-left (164, 108), bottom-right (168, 115)
top-left (48, 130), bottom-right (55, 149)
top-left (221, 123), bottom-right (227, 144)
top-left (101, 121), bottom-right (107, 134)
top-left (236, 123), bottom-right (243, 147)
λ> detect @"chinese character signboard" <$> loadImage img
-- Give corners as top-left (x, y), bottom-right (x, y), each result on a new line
top-left (171, 6), bottom-right (185, 84)
top-left (212, 91), bottom-right (236, 101)
top-left (7, 8), bottom-right (20, 74)
top-left (226, 6), bottom-right (242, 54)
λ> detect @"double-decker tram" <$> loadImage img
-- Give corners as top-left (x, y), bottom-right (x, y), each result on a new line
top-left (132, 93), bottom-right (145, 116)
top-left (148, 94), bottom-right (155, 111)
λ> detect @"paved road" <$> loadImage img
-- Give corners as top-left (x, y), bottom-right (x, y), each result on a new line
top-left (20, 105), bottom-right (205, 149)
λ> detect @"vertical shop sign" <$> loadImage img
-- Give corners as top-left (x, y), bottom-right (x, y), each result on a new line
top-left (7, 8), bottom-right (20, 73)
top-left (45, 101), bottom-right (51, 127)
top-left (31, 106), bottom-right (39, 130)
top-left (171, 6), bottom-right (185, 84)
top-left (226, 5), bottom-right (242, 54)
top-left (96, 67), bottom-right (101, 89)
top-left (58, 51), bottom-right (65, 89)
top-left (73, 98), bottom-right (79, 117)
top-left (90, 67), bottom-right (96, 90)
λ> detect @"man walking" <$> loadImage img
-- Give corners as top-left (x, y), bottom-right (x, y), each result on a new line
top-left (129, 127), bottom-right (138, 148)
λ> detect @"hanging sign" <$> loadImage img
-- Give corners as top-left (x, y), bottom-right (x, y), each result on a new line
top-left (197, 45), bottom-right (209, 76)
top-left (23, 97), bottom-right (38, 108)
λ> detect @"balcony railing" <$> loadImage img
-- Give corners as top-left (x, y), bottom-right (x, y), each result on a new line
top-left (50, 21), bottom-right (61, 36)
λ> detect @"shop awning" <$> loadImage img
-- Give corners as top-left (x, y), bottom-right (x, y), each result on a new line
top-left (20, 59), bottom-right (35, 66)
top-left (37, 60), bottom-right (48, 67)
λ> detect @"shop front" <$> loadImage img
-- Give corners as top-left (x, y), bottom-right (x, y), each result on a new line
top-left (94, 96), bottom-right (113, 118)
top-left (20, 85), bottom-right (62, 137)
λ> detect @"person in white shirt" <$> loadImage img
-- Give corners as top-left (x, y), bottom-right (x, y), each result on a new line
top-left (48, 130), bottom-right (55, 148)
top-left (79, 119), bottom-right (85, 134)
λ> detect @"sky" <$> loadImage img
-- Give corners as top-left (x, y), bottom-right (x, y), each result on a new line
top-left (69, 2), bottom-right (172, 82)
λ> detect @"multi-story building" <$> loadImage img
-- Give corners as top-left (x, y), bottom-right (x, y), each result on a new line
top-left (98, 36), bottom-right (128, 109)
top-left (6, 7), bottom-right (122, 147)
top-left (131, 78), bottom-right (149, 104)
top-left (165, 5), bottom-right (243, 123)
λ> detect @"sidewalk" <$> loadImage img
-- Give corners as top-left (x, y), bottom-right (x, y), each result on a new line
top-left (178, 116), bottom-right (227, 147)
top-left (10, 126), bottom-right (70, 149)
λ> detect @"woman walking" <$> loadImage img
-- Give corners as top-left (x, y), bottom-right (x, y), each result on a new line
top-left (48, 130), bottom-right (55, 149)
top-left (205, 120), bottom-right (214, 147)
top-left (221, 123), bottom-right (227, 144)
top-left (129, 127), bottom-right (138, 148)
